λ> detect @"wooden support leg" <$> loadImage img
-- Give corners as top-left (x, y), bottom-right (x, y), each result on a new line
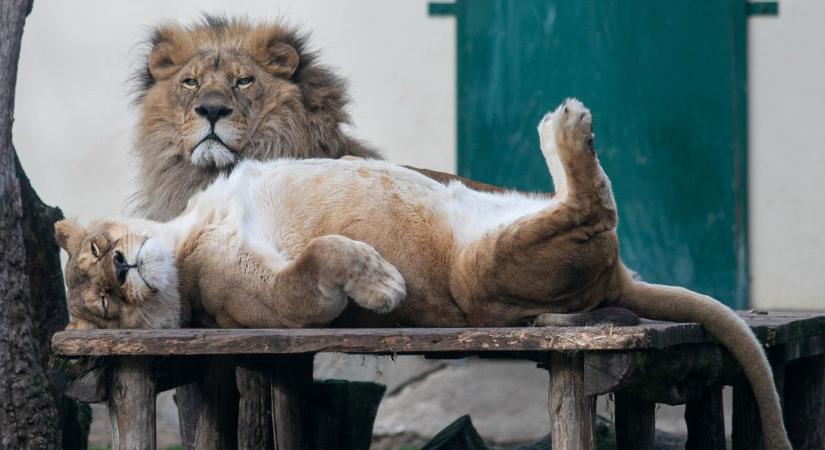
top-left (109, 357), bottom-right (156, 450)
top-left (733, 349), bottom-right (786, 450)
top-left (270, 354), bottom-right (315, 450)
top-left (237, 366), bottom-right (274, 450)
top-left (177, 357), bottom-right (239, 450)
top-left (732, 375), bottom-right (762, 450)
top-left (685, 385), bottom-right (726, 450)
top-left (546, 353), bottom-right (595, 450)
top-left (784, 355), bottom-right (825, 450)
top-left (614, 391), bottom-right (654, 450)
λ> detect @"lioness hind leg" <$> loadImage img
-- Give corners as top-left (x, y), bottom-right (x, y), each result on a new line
top-left (316, 236), bottom-right (407, 314)
top-left (217, 235), bottom-right (406, 328)
top-left (451, 101), bottom-right (621, 326)
top-left (539, 99), bottom-right (615, 212)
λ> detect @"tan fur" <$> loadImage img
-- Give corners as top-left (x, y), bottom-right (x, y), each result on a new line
top-left (58, 100), bottom-right (790, 449)
top-left (131, 16), bottom-right (380, 221)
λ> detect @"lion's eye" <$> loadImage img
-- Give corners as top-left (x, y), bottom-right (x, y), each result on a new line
top-left (90, 242), bottom-right (100, 258)
top-left (236, 77), bottom-right (254, 88)
top-left (182, 78), bottom-right (198, 89)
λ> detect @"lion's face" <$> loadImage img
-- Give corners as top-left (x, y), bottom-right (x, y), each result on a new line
top-left (55, 219), bottom-right (180, 329)
top-left (137, 19), bottom-right (311, 171)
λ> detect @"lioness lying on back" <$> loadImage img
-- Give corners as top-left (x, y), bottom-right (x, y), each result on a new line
top-left (57, 100), bottom-right (790, 449)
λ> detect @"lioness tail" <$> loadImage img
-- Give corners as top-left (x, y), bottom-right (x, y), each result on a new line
top-left (615, 269), bottom-right (791, 450)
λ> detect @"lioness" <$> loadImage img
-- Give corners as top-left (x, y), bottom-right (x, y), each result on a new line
top-left (57, 100), bottom-right (789, 449)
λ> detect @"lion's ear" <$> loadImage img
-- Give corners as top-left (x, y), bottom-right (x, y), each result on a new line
top-left (54, 219), bottom-right (85, 256)
top-left (245, 27), bottom-right (300, 79)
top-left (147, 25), bottom-right (194, 81)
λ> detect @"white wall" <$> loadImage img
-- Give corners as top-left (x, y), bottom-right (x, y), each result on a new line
top-left (748, 0), bottom-right (825, 310)
top-left (13, 0), bottom-right (824, 310)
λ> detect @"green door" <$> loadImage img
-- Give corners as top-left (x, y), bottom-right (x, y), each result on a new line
top-left (442, 1), bottom-right (749, 307)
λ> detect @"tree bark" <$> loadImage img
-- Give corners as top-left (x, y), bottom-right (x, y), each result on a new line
top-left (0, 0), bottom-right (87, 448)
top-left (0, 0), bottom-right (60, 448)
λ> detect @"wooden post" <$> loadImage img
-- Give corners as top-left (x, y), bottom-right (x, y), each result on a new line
top-left (732, 375), bottom-right (762, 450)
top-left (546, 352), bottom-right (595, 450)
top-left (109, 357), bottom-right (156, 450)
top-left (270, 354), bottom-right (315, 450)
top-left (237, 367), bottom-right (274, 450)
top-left (784, 355), bottom-right (825, 450)
top-left (685, 385), bottom-right (726, 450)
top-left (177, 357), bottom-right (239, 450)
top-left (614, 390), bottom-right (654, 450)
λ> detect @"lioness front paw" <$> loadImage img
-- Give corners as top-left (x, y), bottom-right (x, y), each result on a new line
top-left (539, 98), bottom-right (594, 158)
top-left (343, 242), bottom-right (406, 314)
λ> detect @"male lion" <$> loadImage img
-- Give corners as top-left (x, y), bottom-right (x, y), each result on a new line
top-left (58, 100), bottom-right (789, 449)
top-left (131, 16), bottom-right (383, 221)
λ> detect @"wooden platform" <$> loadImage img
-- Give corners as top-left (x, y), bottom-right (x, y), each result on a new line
top-left (51, 311), bottom-right (825, 356)
top-left (51, 311), bottom-right (825, 450)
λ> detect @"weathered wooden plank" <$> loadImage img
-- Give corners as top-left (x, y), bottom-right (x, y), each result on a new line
top-left (108, 357), bottom-right (156, 450)
top-left (741, 311), bottom-right (825, 346)
top-left (684, 385), bottom-right (726, 450)
top-left (268, 354), bottom-right (315, 450)
top-left (546, 353), bottom-right (595, 450)
top-left (49, 312), bottom-right (825, 357)
top-left (784, 355), bottom-right (825, 450)
top-left (614, 391), bottom-right (655, 450)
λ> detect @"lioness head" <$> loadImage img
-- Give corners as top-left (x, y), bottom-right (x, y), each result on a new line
top-left (132, 16), bottom-right (379, 221)
top-left (54, 219), bottom-right (180, 329)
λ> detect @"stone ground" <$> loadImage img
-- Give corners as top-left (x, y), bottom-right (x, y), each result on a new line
top-left (88, 356), bottom-right (732, 448)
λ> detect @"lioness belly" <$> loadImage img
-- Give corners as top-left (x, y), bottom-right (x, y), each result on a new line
top-left (212, 159), bottom-right (559, 326)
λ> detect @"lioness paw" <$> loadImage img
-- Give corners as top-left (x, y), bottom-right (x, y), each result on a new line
top-left (343, 243), bottom-right (406, 314)
top-left (539, 98), bottom-right (594, 157)
top-left (65, 318), bottom-right (97, 331)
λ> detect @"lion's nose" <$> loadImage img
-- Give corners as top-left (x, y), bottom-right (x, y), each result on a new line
top-left (113, 251), bottom-right (130, 286)
top-left (195, 99), bottom-right (233, 125)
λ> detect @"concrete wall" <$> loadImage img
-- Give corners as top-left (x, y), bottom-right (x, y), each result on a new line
top-left (13, 1), bottom-right (823, 308)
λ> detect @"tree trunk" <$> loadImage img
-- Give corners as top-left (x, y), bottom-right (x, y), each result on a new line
top-left (0, 0), bottom-right (88, 448)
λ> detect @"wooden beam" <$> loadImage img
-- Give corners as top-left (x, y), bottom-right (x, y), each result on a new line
top-left (614, 391), bottom-right (654, 450)
top-left (546, 353), bottom-right (595, 450)
top-left (685, 385), bottom-right (726, 450)
top-left (237, 367), bottom-right (274, 450)
top-left (269, 354), bottom-right (315, 450)
top-left (108, 357), bottom-right (156, 450)
top-left (732, 375), bottom-right (762, 450)
top-left (53, 356), bottom-right (206, 404)
top-left (784, 355), bottom-right (825, 450)
top-left (583, 345), bottom-right (727, 397)
top-left (177, 357), bottom-right (238, 450)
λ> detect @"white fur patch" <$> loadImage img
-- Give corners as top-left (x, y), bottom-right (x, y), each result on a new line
top-left (442, 181), bottom-right (556, 246)
top-left (127, 236), bottom-right (180, 328)
top-left (191, 140), bottom-right (236, 169)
